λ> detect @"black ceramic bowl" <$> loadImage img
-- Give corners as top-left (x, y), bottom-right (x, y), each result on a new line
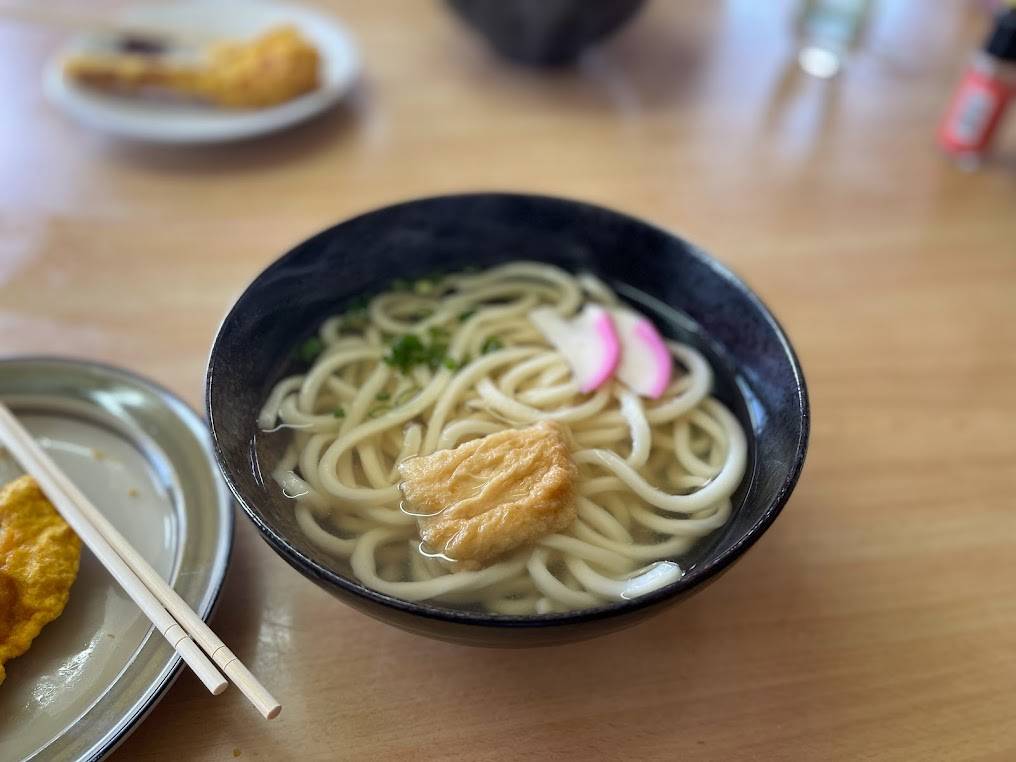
top-left (446, 0), bottom-right (647, 66)
top-left (206, 193), bottom-right (809, 647)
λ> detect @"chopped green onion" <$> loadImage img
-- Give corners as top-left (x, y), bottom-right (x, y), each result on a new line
top-left (443, 357), bottom-right (461, 371)
top-left (428, 326), bottom-right (450, 341)
top-left (375, 391), bottom-right (391, 401)
top-left (332, 406), bottom-right (346, 418)
top-left (426, 342), bottom-right (449, 369)
top-left (481, 337), bottom-right (504, 355)
top-left (383, 334), bottom-right (426, 373)
top-left (383, 332), bottom-right (458, 375)
top-left (414, 278), bottom-right (436, 295)
top-left (458, 309), bottom-right (475, 322)
top-left (296, 336), bottom-right (324, 363)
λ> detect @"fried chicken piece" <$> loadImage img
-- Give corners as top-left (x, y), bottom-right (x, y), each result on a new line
top-left (398, 421), bottom-right (578, 570)
top-left (64, 25), bottom-right (320, 109)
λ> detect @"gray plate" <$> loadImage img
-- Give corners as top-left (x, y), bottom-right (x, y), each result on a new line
top-left (0, 358), bottom-right (233, 762)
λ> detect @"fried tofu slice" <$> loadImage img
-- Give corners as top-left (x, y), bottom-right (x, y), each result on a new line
top-left (398, 421), bottom-right (578, 570)
top-left (0, 476), bottom-right (81, 686)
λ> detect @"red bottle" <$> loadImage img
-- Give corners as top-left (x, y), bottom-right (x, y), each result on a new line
top-left (939, 7), bottom-right (1016, 161)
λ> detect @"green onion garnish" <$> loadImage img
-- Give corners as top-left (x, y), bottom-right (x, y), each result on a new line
top-left (413, 278), bottom-right (436, 295)
top-left (481, 337), bottom-right (504, 355)
top-left (384, 334), bottom-right (426, 373)
top-left (297, 336), bottom-right (324, 363)
top-left (383, 332), bottom-right (460, 374)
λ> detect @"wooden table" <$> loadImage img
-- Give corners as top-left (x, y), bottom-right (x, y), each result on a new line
top-left (3, 1), bottom-right (1015, 759)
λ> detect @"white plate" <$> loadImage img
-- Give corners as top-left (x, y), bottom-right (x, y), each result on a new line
top-left (43, 0), bottom-right (360, 144)
top-left (0, 358), bottom-right (233, 761)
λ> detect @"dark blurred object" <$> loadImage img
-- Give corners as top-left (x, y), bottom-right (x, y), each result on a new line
top-left (939, 5), bottom-right (1016, 166)
top-left (118, 33), bottom-right (171, 55)
top-left (446, 0), bottom-right (646, 66)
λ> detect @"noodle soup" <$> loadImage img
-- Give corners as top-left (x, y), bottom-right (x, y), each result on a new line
top-left (257, 262), bottom-right (747, 615)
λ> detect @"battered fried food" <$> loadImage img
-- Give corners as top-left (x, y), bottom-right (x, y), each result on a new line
top-left (0, 476), bottom-right (81, 686)
top-left (63, 25), bottom-right (320, 109)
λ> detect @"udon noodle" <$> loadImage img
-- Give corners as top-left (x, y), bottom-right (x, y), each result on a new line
top-left (258, 262), bottom-right (747, 614)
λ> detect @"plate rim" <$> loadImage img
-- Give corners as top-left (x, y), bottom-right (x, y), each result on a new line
top-left (0, 355), bottom-right (234, 762)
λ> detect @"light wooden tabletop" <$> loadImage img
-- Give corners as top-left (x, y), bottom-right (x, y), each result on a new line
top-left (3, 1), bottom-right (1016, 759)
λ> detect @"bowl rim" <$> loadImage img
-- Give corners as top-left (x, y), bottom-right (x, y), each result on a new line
top-left (206, 191), bottom-right (810, 629)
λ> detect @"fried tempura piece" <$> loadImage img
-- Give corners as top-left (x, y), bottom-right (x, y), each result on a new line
top-left (64, 25), bottom-right (320, 109)
top-left (0, 476), bottom-right (81, 686)
top-left (399, 421), bottom-right (578, 570)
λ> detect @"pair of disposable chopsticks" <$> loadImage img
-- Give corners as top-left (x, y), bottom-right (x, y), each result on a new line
top-left (0, 402), bottom-right (280, 719)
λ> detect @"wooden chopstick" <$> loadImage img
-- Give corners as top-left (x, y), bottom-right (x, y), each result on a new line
top-left (0, 402), bottom-right (280, 717)
top-left (0, 402), bottom-right (226, 696)
top-left (12, 404), bottom-right (283, 717)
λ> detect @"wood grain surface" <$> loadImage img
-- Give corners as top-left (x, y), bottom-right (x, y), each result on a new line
top-left (2, 1), bottom-right (1015, 760)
